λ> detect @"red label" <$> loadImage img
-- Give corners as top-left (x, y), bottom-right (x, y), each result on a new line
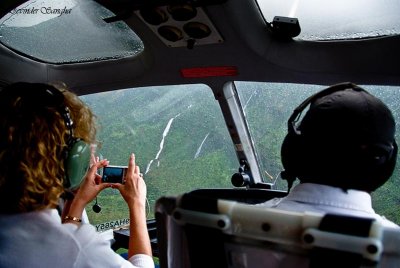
top-left (180, 66), bottom-right (238, 78)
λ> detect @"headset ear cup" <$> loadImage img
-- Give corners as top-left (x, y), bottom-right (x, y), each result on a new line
top-left (380, 140), bottom-right (398, 183)
top-left (281, 132), bottom-right (303, 179)
top-left (64, 140), bottom-right (91, 190)
top-left (360, 140), bottom-right (398, 192)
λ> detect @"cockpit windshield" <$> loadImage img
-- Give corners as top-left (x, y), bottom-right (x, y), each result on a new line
top-left (81, 84), bottom-right (237, 231)
top-left (81, 82), bottom-right (400, 230)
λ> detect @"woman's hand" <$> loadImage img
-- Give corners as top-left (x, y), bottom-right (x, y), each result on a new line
top-left (112, 153), bottom-right (147, 209)
top-left (64, 155), bottom-right (111, 223)
top-left (74, 155), bottom-right (111, 205)
top-left (112, 153), bottom-right (152, 258)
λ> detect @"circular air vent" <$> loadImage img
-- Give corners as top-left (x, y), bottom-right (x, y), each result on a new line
top-left (157, 25), bottom-right (184, 42)
top-left (140, 7), bottom-right (169, 26)
top-left (184, 22), bottom-right (211, 39)
top-left (167, 4), bottom-right (197, 21)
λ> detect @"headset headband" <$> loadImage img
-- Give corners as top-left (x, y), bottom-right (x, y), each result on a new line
top-left (288, 82), bottom-right (367, 135)
top-left (3, 82), bottom-right (74, 139)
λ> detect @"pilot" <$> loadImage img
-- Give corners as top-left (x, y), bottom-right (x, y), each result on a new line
top-left (261, 82), bottom-right (399, 228)
top-left (0, 82), bottom-right (154, 268)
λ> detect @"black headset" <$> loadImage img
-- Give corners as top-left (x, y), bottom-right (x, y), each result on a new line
top-left (280, 82), bottom-right (398, 192)
top-left (0, 82), bottom-right (91, 190)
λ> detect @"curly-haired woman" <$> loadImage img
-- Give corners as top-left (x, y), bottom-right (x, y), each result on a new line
top-left (0, 82), bottom-right (153, 268)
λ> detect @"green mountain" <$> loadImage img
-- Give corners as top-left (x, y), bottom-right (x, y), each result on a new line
top-left (82, 84), bottom-right (400, 226)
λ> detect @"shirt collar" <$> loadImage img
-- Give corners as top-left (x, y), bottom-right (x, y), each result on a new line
top-left (285, 183), bottom-right (375, 213)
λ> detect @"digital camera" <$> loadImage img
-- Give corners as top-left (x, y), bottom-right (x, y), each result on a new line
top-left (101, 165), bottom-right (128, 184)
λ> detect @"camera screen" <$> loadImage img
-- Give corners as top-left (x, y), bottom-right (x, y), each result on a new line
top-left (102, 166), bottom-right (127, 184)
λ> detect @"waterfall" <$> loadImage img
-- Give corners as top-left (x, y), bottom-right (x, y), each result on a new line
top-left (194, 132), bottom-right (210, 159)
top-left (145, 113), bottom-right (180, 174)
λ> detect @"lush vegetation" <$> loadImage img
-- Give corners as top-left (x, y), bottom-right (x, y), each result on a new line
top-left (82, 83), bottom-right (400, 228)
top-left (82, 85), bottom-right (237, 228)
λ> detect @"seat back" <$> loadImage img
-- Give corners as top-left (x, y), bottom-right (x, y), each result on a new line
top-left (155, 190), bottom-right (400, 268)
top-left (155, 188), bottom-right (287, 268)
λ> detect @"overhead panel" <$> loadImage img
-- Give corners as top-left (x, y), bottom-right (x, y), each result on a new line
top-left (136, 4), bottom-right (223, 48)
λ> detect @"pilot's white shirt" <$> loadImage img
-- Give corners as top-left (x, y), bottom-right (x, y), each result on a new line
top-left (259, 182), bottom-right (399, 228)
top-left (0, 209), bottom-right (154, 268)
